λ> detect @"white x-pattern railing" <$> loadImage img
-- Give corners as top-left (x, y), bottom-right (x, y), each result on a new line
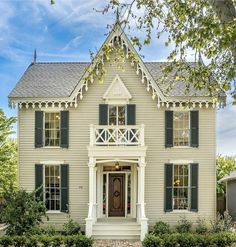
top-left (90, 125), bottom-right (145, 146)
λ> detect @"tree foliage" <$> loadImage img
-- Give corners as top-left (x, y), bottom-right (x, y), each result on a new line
top-left (104, 0), bottom-right (236, 102)
top-left (0, 108), bottom-right (17, 201)
top-left (50, 0), bottom-right (235, 101)
top-left (217, 155), bottom-right (236, 194)
top-left (0, 189), bottom-right (47, 236)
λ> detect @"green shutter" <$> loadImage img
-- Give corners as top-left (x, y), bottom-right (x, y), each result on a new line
top-left (127, 104), bottom-right (136, 125)
top-left (35, 164), bottom-right (43, 201)
top-left (61, 164), bottom-right (69, 212)
top-left (190, 111), bottom-right (199, 147)
top-left (164, 163), bottom-right (173, 212)
top-left (190, 163), bottom-right (198, 211)
top-left (60, 111), bottom-right (69, 148)
top-left (165, 111), bottom-right (173, 147)
top-left (35, 111), bottom-right (43, 148)
top-left (99, 104), bottom-right (108, 125)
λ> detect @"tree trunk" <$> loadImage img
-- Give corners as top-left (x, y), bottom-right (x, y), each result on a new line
top-left (209, 0), bottom-right (236, 62)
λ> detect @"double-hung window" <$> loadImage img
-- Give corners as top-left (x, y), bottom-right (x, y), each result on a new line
top-left (44, 112), bottom-right (60, 147)
top-left (173, 164), bottom-right (189, 210)
top-left (165, 110), bottom-right (199, 148)
top-left (173, 111), bottom-right (190, 147)
top-left (108, 105), bottom-right (126, 125)
top-left (164, 162), bottom-right (198, 212)
top-left (45, 165), bottom-right (61, 211)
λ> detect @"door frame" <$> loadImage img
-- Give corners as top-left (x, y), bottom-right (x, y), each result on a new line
top-left (97, 163), bottom-right (137, 218)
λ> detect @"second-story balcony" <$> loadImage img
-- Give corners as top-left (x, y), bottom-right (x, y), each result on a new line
top-left (90, 125), bottom-right (145, 146)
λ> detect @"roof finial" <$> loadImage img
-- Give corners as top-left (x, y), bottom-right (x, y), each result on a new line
top-left (33, 49), bottom-right (37, 64)
top-left (116, 7), bottom-right (120, 24)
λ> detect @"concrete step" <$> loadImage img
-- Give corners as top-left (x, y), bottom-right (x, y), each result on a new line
top-left (92, 234), bottom-right (140, 240)
top-left (92, 220), bottom-right (141, 240)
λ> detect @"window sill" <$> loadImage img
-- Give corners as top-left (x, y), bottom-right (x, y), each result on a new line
top-left (169, 210), bottom-right (197, 214)
top-left (172, 146), bottom-right (191, 148)
top-left (41, 146), bottom-right (61, 149)
top-left (46, 210), bottom-right (64, 214)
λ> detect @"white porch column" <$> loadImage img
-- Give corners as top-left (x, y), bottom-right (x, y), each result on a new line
top-left (85, 158), bottom-right (96, 237)
top-left (138, 157), bottom-right (148, 241)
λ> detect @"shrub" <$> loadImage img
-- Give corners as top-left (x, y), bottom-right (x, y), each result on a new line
top-left (211, 232), bottom-right (235, 247)
top-left (211, 211), bottom-right (233, 233)
top-left (0, 235), bottom-right (93, 247)
top-left (161, 233), bottom-right (181, 247)
top-left (143, 232), bottom-right (236, 247)
top-left (0, 189), bottom-right (47, 236)
top-left (0, 236), bottom-right (13, 247)
top-left (63, 219), bottom-right (81, 235)
top-left (31, 225), bottom-right (57, 235)
top-left (153, 221), bottom-right (171, 235)
top-left (176, 216), bottom-right (192, 233)
top-left (195, 218), bottom-right (208, 234)
top-left (142, 234), bottom-right (163, 247)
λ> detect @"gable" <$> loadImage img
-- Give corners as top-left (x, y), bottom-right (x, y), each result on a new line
top-left (9, 23), bottom-right (222, 109)
top-left (103, 75), bottom-right (132, 104)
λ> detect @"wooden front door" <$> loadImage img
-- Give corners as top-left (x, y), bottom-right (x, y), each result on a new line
top-left (108, 174), bottom-right (125, 217)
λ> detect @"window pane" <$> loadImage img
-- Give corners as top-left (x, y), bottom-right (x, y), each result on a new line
top-left (109, 106), bottom-right (117, 125)
top-left (118, 106), bottom-right (126, 125)
top-left (173, 164), bottom-right (189, 210)
top-left (103, 174), bottom-right (106, 215)
top-left (44, 112), bottom-right (60, 147)
top-left (44, 165), bottom-right (60, 211)
top-left (173, 112), bottom-right (190, 146)
top-left (127, 174), bottom-right (131, 215)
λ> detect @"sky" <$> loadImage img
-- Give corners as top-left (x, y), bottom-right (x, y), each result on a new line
top-left (0, 0), bottom-right (235, 156)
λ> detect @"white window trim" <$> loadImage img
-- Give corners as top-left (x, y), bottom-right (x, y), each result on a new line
top-left (41, 107), bottom-right (64, 112)
top-left (43, 111), bottom-right (61, 148)
top-left (173, 110), bottom-right (190, 148)
top-left (172, 163), bottom-right (190, 211)
top-left (169, 160), bottom-right (194, 164)
top-left (43, 164), bottom-right (61, 212)
top-left (108, 105), bottom-right (127, 126)
top-left (40, 161), bottom-right (65, 165)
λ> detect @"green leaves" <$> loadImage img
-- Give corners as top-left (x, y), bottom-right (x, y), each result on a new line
top-left (107, 0), bottom-right (236, 102)
top-left (217, 155), bottom-right (236, 194)
top-left (0, 108), bottom-right (17, 201)
top-left (1, 189), bottom-right (47, 236)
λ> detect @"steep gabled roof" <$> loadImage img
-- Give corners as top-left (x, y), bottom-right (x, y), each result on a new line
top-left (9, 23), bottom-right (224, 109)
top-left (9, 62), bottom-right (209, 99)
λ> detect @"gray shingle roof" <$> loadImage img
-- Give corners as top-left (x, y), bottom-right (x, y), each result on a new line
top-left (9, 61), bottom-right (210, 99)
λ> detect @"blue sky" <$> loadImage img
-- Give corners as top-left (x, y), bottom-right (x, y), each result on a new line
top-left (0, 0), bottom-right (235, 156)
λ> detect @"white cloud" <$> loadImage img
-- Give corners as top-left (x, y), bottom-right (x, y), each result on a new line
top-left (61, 35), bottom-right (82, 52)
top-left (0, 1), bottom-right (14, 32)
top-left (32, 0), bottom-right (113, 27)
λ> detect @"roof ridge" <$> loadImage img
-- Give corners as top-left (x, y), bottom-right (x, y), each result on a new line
top-left (34, 62), bottom-right (90, 64)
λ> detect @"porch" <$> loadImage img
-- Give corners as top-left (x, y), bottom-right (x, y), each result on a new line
top-left (86, 125), bottom-right (148, 240)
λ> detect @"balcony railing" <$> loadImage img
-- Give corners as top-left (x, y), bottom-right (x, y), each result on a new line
top-left (90, 124), bottom-right (145, 146)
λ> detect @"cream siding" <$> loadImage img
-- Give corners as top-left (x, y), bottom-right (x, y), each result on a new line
top-left (18, 53), bottom-right (216, 227)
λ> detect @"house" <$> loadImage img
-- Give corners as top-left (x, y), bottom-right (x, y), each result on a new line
top-left (219, 170), bottom-right (236, 221)
top-left (9, 23), bottom-right (222, 240)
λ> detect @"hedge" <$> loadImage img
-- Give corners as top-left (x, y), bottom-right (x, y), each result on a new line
top-left (143, 232), bottom-right (236, 247)
top-left (0, 234), bottom-right (93, 247)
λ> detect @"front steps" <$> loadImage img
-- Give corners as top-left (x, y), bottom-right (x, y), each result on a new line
top-left (92, 218), bottom-right (141, 240)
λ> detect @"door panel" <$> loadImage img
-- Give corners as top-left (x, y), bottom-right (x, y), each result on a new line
top-left (108, 174), bottom-right (125, 217)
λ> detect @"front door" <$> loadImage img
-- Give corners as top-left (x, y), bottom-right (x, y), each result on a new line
top-left (108, 173), bottom-right (125, 217)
